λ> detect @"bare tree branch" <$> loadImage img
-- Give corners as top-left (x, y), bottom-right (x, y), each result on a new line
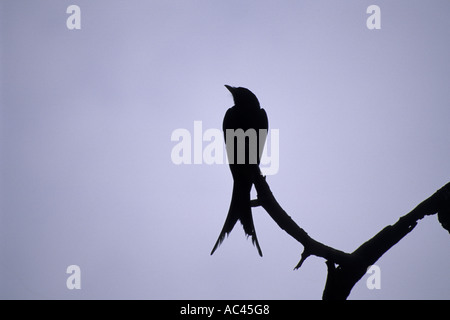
top-left (252, 173), bottom-right (351, 266)
top-left (252, 168), bottom-right (450, 300)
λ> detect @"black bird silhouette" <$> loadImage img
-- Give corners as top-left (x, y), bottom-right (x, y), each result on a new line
top-left (211, 85), bottom-right (268, 257)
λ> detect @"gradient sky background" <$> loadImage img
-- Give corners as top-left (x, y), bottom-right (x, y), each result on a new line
top-left (1, 0), bottom-right (449, 299)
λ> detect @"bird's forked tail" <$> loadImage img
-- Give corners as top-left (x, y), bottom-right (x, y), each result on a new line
top-left (210, 181), bottom-right (263, 256)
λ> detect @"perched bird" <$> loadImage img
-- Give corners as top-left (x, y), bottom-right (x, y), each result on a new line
top-left (211, 85), bottom-right (268, 257)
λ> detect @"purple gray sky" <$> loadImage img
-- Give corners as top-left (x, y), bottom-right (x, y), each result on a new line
top-left (1, 0), bottom-right (449, 299)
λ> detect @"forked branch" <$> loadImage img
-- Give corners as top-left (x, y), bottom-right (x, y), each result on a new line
top-left (252, 170), bottom-right (450, 300)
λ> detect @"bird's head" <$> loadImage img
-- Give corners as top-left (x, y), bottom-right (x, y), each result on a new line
top-left (225, 85), bottom-right (260, 109)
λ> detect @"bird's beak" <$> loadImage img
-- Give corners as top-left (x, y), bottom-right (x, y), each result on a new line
top-left (224, 85), bottom-right (235, 94)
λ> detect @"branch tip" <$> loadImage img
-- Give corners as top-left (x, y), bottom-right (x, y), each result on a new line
top-left (294, 249), bottom-right (311, 270)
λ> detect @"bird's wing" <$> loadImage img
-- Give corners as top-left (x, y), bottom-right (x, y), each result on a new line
top-left (223, 107), bottom-right (238, 165)
top-left (259, 108), bottom-right (269, 130)
top-left (223, 107), bottom-right (234, 131)
top-left (222, 107), bottom-right (234, 142)
top-left (257, 108), bottom-right (269, 162)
